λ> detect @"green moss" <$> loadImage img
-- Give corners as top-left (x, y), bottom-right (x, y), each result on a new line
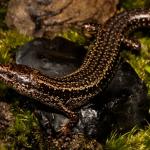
top-left (0, 30), bottom-right (32, 63)
top-left (120, 0), bottom-right (145, 9)
top-left (6, 110), bottom-right (41, 149)
top-left (0, 98), bottom-right (43, 149)
top-left (119, 0), bottom-right (150, 10)
top-left (145, 65), bottom-right (150, 74)
top-left (105, 127), bottom-right (150, 150)
top-left (59, 29), bottom-right (86, 45)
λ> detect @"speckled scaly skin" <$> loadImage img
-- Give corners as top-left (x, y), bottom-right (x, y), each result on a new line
top-left (0, 9), bottom-right (150, 132)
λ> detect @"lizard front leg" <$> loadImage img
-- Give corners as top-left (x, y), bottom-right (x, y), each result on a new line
top-left (82, 23), bottom-right (141, 52)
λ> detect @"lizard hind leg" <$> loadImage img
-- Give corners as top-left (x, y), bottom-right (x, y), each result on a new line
top-left (49, 101), bottom-right (79, 136)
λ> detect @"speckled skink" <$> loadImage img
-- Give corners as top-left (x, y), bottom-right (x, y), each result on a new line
top-left (0, 9), bottom-right (150, 132)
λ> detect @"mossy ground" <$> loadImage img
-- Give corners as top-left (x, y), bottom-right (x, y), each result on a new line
top-left (0, 0), bottom-right (150, 149)
top-left (105, 127), bottom-right (150, 150)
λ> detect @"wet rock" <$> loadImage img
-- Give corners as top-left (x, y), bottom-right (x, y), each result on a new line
top-left (16, 37), bottom-right (149, 143)
top-left (16, 37), bottom-right (86, 77)
top-left (6, 0), bottom-right (119, 37)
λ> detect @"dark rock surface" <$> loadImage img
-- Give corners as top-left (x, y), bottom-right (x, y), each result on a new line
top-left (6, 0), bottom-right (118, 37)
top-left (16, 37), bottom-right (149, 144)
top-left (16, 37), bottom-right (86, 77)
